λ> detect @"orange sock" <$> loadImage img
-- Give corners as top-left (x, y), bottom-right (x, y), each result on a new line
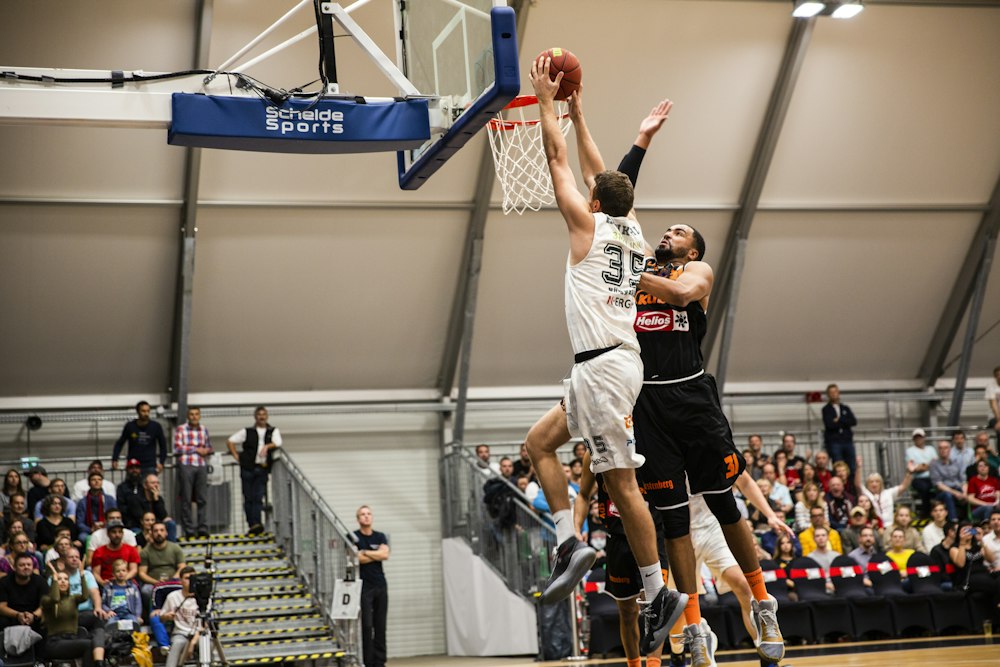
top-left (745, 567), bottom-right (769, 602)
top-left (682, 591), bottom-right (700, 626)
top-left (627, 658), bottom-right (642, 667)
top-left (647, 657), bottom-right (662, 667)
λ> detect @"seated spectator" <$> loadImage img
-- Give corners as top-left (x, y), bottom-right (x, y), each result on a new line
top-left (91, 520), bottom-right (140, 587)
top-left (847, 526), bottom-right (882, 572)
top-left (0, 469), bottom-right (24, 515)
top-left (762, 463), bottom-right (794, 515)
top-left (474, 445), bottom-right (501, 475)
top-left (807, 526), bottom-right (839, 573)
top-left (855, 493), bottom-right (883, 530)
top-left (498, 457), bottom-right (514, 481)
top-left (102, 559), bottom-right (143, 625)
top-left (772, 450), bottom-right (791, 486)
top-left (793, 482), bottom-right (828, 533)
top-left (884, 528), bottom-right (915, 584)
top-left (85, 508), bottom-right (137, 566)
top-left (153, 567), bottom-right (201, 667)
top-left (856, 456), bottom-right (914, 527)
top-left (25, 465), bottom-right (50, 517)
top-left (748, 479), bottom-right (782, 530)
top-left (781, 433), bottom-right (808, 471)
top-left (76, 471), bottom-right (117, 541)
top-left (56, 547), bottom-right (113, 630)
top-left (966, 443), bottom-right (999, 481)
top-left (930, 440), bottom-right (968, 521)
top-left (0, 552), bottom-right (47, 634)
top-left (135, 511), bottom-right (158, 549)
top-left (930, 521), bottom-right (959, 589)
top-left (122, 474), bottom-right (177, 542)
top-left (760, 510), bottom-right (801, 558)
top-left (0, 532), bottom-right (41, 576)
top-left (743, 449), bottom-right (762, 481)
top-left (841, 506), bottom-right (877, 554)
top-left (800, 505), bottom-right (843, 555)
top-left (813, 450), bottom-right (833, 492)
top-left (116, 459), bottom-right (144, 512)
top-left (36, 494), bottom-right (80, 552)
top-left (3, 492), bottom-right (36, 542)
top-left (880, 505), bottom-right (923, 553)
top-left (825, 477), bottom-right (854, 530)
top-left (965, 459), bottom-right (1000, 522)
top-left (43, 532), bottom-right (73, 571)
top-left (42, 568), bottom-right (106, 667)
top-left (906, 428), bottom-right (936, 517)
top-left (831, 460), bottom-right (858, 504)
top-left (33, 477), bottom-right (76, 522)
top-left (71, 460), bottom-right (116, 502)
top-left (921, 500), bottom-right (949, 554)
top-left (975, 431), bottom-right (1000, 468)
top-left (771, 533), bottom-right (801, 571)
top-left (949, 522), bottom-right (999, 607)
top-left (984, 508), bottom-right (1000, 572)
top-left (572, 442), bottom-right (588, 461)
top-left (514, 474), bottom-right (538, 503)
top-left (138, 523), bottom-right (186, 607)
top-left (511, 444), bottom-right (534, 481)
top-left (747, 433), bottom-right (769, 469)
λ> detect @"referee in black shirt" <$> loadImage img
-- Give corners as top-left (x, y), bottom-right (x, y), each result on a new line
top-left (354, 505), bottom-right (389, 667)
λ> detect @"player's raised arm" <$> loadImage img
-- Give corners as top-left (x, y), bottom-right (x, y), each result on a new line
top-left (618, 99), bottom-right (672, 221)
top-left (567, 90), bottom-right (605, 193)
top-left (530, 56), bottom-right (593, 255)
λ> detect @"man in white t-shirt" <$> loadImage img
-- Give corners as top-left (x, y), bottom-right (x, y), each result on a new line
top-left (154, 567), bottom-right (203, 667)
top-left (986, 365), bottom-right (1000, 430)
top-left (982, 508), bottom-right (1000, 570)
top-left (906, 429), bottom-right (936, 517)
top-left (920, 500), bottom-right (949, 553)
top-left (71, 460), bottom-right (117, 502)
top-left (227, 406), bottom-right (282, 535)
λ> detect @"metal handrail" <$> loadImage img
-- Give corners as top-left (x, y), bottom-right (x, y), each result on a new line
top-left (272, 452), bottom-right (360, 554)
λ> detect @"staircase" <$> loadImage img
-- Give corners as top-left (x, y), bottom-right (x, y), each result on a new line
top-left (178, 533), bottom-right (344, 666)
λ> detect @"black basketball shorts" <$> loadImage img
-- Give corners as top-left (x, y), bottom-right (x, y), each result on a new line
top-left (603, 528), bottom-right (670, 600)
top-left (633, 372), bottom-right (745, 509)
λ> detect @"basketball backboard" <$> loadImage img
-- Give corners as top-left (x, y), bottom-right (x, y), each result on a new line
top-left (395, 0), bottom-right (520, 189)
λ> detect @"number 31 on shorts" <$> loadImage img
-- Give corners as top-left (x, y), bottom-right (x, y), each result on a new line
top-left (724, 453), bottom-right (740, 479)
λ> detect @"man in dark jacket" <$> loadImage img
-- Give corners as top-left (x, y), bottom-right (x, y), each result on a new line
top-left (227, 406), bottom-right (282, 535)
top-left (111, 401), bottom-right (167, 475)
top-left (822, 383), bottom-right (858, 477)
top-left (122, 473), bottom-right (177, 541)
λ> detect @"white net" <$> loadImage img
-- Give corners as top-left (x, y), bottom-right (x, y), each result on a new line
top-left (487, 97), bottom-right (571, 215)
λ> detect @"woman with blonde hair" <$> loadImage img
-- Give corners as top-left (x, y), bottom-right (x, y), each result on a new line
top-left (855, 456), bottom-right (914, 526)
top-left (793, 482), bottom-right (828, 532)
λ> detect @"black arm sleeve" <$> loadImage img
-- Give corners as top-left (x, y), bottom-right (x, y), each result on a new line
top-left (616, 144), bottom-right (647, 188)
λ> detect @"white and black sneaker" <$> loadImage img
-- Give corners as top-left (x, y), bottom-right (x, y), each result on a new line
top-left (639, 587), bottom-right (688, 653)
top-left (751, 595), bottom-right (785, 661)
top-left (683, 619), bottom-right (718, 667)
top-left (538, 537), bottom-right (597, 604)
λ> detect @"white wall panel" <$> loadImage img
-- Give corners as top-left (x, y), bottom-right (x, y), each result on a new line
top-left (939, 243), bottom-right (1000, 385)
top-left (0, 205), bottom-right (178, 396)
top-left (189, 207), bottom-right (466, 391)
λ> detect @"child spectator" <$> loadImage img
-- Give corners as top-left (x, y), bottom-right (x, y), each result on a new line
top-left (102, 558), bottom-right (143, 625)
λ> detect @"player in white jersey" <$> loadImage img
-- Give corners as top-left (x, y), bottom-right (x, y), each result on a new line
top-left (525, 57), bottom-right (684, 653)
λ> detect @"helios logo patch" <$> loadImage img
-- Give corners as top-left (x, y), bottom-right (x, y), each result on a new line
top-left (634, 309), bottom-right (689, 332)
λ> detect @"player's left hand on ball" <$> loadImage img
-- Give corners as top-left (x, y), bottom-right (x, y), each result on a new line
top-left (529, 56), bottom-right (561, 102)
top-left (643, 257), bottom-right (659, 273)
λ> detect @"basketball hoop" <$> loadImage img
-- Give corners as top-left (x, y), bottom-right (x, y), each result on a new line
top-left (487, 95), bottom-right (571, 215)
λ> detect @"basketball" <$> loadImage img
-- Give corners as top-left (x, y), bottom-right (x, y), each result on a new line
top-left (539, 47), bottom-right (582, 101)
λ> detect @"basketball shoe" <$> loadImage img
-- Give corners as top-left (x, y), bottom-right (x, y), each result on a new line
top-left (639, 587), bottom-right (688, 653)
top-left (538, 537), bottom-right (597, 604)
top-left (751, 595), bottom-right (784, 661)
top-left (683, 619), bottom-right (718, 667)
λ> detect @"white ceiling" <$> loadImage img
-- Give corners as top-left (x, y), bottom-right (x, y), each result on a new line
top-left (1, 0), bottom-right (999, 403)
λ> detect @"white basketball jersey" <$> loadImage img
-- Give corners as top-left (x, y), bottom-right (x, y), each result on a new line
top-left (564, 212), bottom-right (644, 355)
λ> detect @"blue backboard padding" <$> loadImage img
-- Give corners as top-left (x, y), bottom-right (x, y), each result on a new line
top-left (397, 6), bottom-right (520, 189)
top-left (168, 94), bottom-right (430, 154)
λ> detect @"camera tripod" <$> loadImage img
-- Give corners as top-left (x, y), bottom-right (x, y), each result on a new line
top-left (181, 607), bottom-right (227, 667)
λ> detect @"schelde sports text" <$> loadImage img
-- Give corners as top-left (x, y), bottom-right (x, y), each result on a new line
top-left (264, 107), bottom-right (345, 135)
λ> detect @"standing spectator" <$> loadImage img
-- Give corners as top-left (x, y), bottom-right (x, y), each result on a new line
top-left (982, 509), bottom-right (1000, 571)
top-left (155, 567), bottom-right (199, 667)
top-left (880, 506), bottom-right (922, 553)
top-left (76, 471), bottom-right (117, 541)
top-left (1, 533), bottom-right (41, 576)
top-left (122, 474), bottom-right (177, 542)
top-left (950, 430), bottom-right (976, 474)
top-left (25, 466), bottom-right (50, 514)
top-left (36, 494), bottom-right (79, 552)
top-left (473, 444), bottom-right (500, 475)
top-left (847, 526), bottom-right (882, 571)
top-left (824, 477), bottom-right (854, 530)
top-left (793, 483), bottom-right (828, 533)
top-left (138, 523), bottom-right (186, 604)
top-left (102, 559), bottom-right (143, 625)
top-left (4, 492), bottom-right (35, 542)
top-left (987, 365), bottom-right (1000, 429)
top-left (71, 461), bottom-right (116, 503)
top-left (91, 520), bottom-right (140, 587)
top-left (85, 509), bottom-right (137, 566)
top-left (41, 567), bottom-right (106, 667)
top-left (33, 477), bottom-right (76, 521)
top-left (111, 401), bottom-right (167, 475)
top-left (511, 444), bottom-right (534, 481)
top-left (921, 501), bottom-right (950, 554)
top-left (813, 450), bottom-right (834, 492)
top-left (1, 469), bottom-right (24, 514)
top-left (822, 383), bottom-right (858, 477)
top-left (227, 406), bottom-right (282, 535)
top-left (930, 440), bottom-right (968, 521)
top-left (856, 456), bottom-right (914, 527)
top-left (966, 459), bottom-right (1000, 522)
top-left (906, 429), bottom-right (936, 517)
top-left (115, 459), bottom-right (144, 514)
top-left (497, 457), bottom-right (514, 481)
top-left (762, 463), bottom-right (794, 515)
top-left (354, 505), bottom-right (389, 667)
top-left (0, 553), bottom-right (46, 634)
top-left (799, 506), bottom-right (843, 556)
top-left (174, 406), bottom-right (213, 538)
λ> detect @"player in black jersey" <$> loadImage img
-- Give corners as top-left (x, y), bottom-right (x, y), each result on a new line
top-left (615, 124), bottom-right (785, 666)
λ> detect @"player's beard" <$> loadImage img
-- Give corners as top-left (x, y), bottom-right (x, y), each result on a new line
top-left (655, 245), bottom-right (678, 265)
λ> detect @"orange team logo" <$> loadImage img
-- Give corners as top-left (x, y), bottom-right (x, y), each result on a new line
top-left (723, 453), bottom-right (740, 479)
top-left (624, 414), bottom-right (633, 430)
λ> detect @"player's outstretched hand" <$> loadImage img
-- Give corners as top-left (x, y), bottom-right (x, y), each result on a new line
top-left (529, 55), bottom-right (562, 103)
top-left (638, 99), bottom-right (673, 140)
top-left (567, 89), bottom-right (583, 124)
top-left (769, 513), bottom-right (795, 540)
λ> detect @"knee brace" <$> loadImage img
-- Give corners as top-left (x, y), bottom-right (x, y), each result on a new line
top-left (702, 490), bottom-right (742, 526)
top-left (662, 504), bottom-right (691, 539)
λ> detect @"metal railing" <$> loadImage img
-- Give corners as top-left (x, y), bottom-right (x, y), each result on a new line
top-left (270, 454), bottom-right (360, 663)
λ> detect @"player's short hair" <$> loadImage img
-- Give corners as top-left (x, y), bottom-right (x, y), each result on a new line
top-left (593, 170), bottom-right (634, 218)
top-left (691, 226), bottom-right (706, 262)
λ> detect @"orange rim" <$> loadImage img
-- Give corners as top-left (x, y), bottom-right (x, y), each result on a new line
top-left (487, 95), bottom-right (570, 132)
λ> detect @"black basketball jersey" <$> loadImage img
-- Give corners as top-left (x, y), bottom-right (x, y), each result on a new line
top-left (596, 473), bottom-right (626, 537)
top-left (633, 263), bottom-right (707, 382)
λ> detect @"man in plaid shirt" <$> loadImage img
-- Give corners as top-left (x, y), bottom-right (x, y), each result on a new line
top-left (174, 406), bottom-right (213, 537)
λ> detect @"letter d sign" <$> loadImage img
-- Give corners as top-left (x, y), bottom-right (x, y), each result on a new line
top-left (331, 579), bottom-right (362, 619)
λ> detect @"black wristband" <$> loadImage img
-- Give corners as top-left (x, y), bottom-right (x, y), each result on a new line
top-left (616, 144), bottom-right (646, 188)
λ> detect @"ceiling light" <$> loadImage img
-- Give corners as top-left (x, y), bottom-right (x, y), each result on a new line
top-left (832, 1), bottom-right (865, 18)
top-left (792, 1), bottom-right (825, 17)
